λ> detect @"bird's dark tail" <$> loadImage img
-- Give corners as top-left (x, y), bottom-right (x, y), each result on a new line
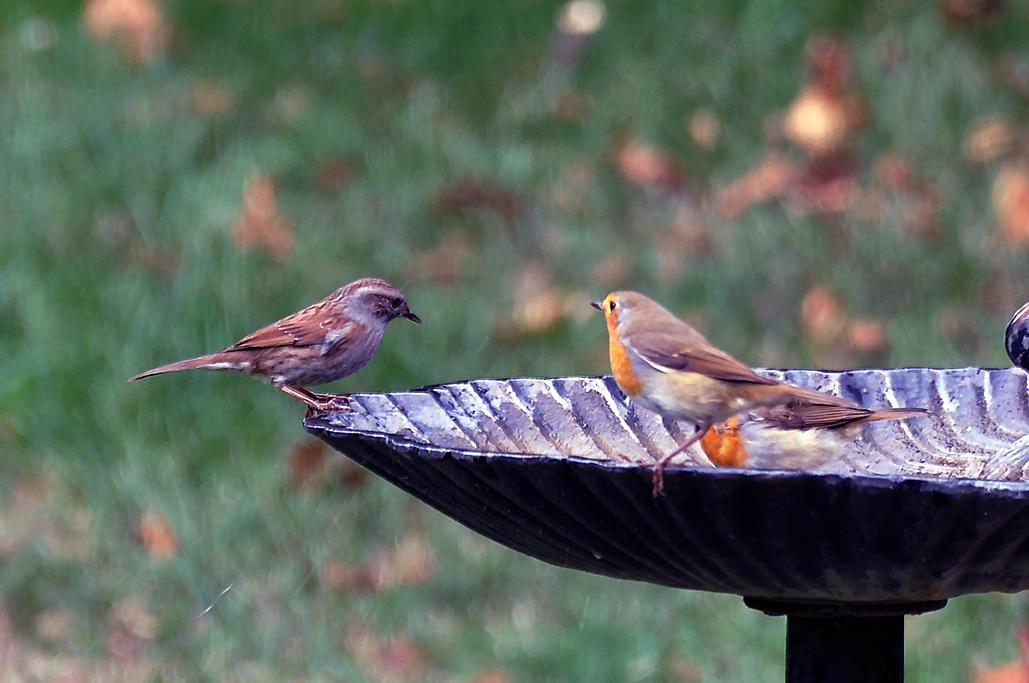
top-left (129, 353), bottom-right (248, 381)
top-left (864, 407), bottom-right (928, 423)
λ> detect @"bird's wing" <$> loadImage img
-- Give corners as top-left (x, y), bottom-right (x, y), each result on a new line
top-left (227, 301), bottom-right (350, 350)
top-left (761, 402), bottom-right (874, 430)
top-left (629, 332), bottom-right (778, 385)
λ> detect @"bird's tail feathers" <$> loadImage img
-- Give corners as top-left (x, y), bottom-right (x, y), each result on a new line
top-left (129, 353), bottom-right (248, 381)
top-left (864, 406), bottom-right (928, 423)
top-left (776, 384), bottom-right (927, 424)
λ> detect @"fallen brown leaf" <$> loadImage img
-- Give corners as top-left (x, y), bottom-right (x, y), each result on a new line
top-left (972, 626), bottom-right (1029, 683)
top-left (324, 535), bottom-right (436, 593)
top-left (232, 174), bottom-right (294, 260)
top-left (974, 662), bottom-right (1029, 683)
top-left (432, 178), bottom-right (521, 223)
top-left (368, 535), bottom-right (435, 589)
top-left (901, 186), bottom-right (941, 238)
top-left (993, 162), bottom-right (1029, 246)
top-left (847, 318), bottom-right (888, 354)
top-left (407, 230), bottom-right (472, 284)
top-left (107, 597), bottom-right (156, 663)
top-left (321, 560), bottom-right (374, 592)
top-left (188, 80), bottom-right (236, 116)
top-left (470, 670), bottom-right (511, 683)
top-left (688, 109), bottom-right (720, 150)
top-left (613, 138), bottom-right (684, 192)
top-left (137, 509), bottom-right (178, 560)
top-left (965, 116), bottom-right (1020, 164)
top-left (801, 285), bottom-right (846, 346)
top-left (345, 626), bottom-right (426, 683)
top-left (494, 263), bottom-right (577, 340)
top-left (938, 0), bottom-right (1004, 23)
top-left (672, 656), bottom-right (704, 682)
top-left (790, 154), bottom-right (858, 215)
top-left (287, 439), bottom-right (328, 491)
top-left (874, 153), bottom-right (915, 190)
top-left (316, 159), bottom-right (357, 192)
top-left (83, 0), bottom-right (168, 63)
top-left (806, 35), bottom-right (852, 95)
top-left (716, 152), bottom-right (797, 219)
top-left (339, 457), bottom-right (371, 489)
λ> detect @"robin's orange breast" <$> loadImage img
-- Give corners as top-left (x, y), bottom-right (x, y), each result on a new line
top-left (700, 416), bottom-right (748, 467)
top-left (608, 333), bottom-right (644, 396)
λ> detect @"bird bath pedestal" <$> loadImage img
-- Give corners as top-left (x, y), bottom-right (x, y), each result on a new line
top-left (305, 369), bottom-right (1029, 682)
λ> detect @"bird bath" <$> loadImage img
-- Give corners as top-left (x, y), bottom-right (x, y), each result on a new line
top-left (305, 367), bottom-right (1029, 682)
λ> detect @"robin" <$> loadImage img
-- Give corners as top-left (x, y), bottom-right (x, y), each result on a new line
top-left (592, 290), bottom-right (926, 496)
top-left (131, 277), bottom-right (421, 411)
top-left (700, 398), bottom-right (925, 471)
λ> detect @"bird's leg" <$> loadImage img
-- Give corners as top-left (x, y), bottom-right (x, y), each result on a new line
top-left (652, 423), bottom-right (708, 499)
top-left (277, 385), bottom-right (352, 413)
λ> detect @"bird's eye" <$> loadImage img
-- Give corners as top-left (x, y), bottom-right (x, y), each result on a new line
top-left (389, 297), bottom-right (403, 309)
top-left (608, 300), bottom-right (617, 312)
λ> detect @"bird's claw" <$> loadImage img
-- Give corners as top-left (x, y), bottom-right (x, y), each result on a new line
top-left (651, 466), bottom-right (666, 499)
top-left (302, 393), bottom-right (353, 415)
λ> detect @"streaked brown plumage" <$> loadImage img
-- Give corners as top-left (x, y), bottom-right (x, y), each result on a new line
top-left (592, 290), bottom-right (926, 496)
top-left (131, 278), bottom-right (420, 411)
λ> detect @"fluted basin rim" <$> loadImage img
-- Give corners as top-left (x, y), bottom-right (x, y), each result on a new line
top-left (307, 416), bottom-right (1029, 495)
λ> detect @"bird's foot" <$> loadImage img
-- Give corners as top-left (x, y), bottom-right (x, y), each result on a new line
top-left (649, 423), bottom-right (707, 499)
top-left (651, 464), bottom-right (666, 499)
top-left (308, 391), bottom-right (352, 410)
top-left (304, 394), bottom-right (352, 415)
top-left (280, 385), bottom-right (352, 414)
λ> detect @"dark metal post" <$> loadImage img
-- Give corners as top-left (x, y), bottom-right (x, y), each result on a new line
top-left (786, 615), bottom-right (902, 683)
top-left (744, 598), bottom-right (946, 683)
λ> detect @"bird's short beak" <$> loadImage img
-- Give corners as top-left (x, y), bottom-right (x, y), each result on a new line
top-left (590, 301), bottom-right (603, 311)
top-left (402, 309), bottom-right (422, 324)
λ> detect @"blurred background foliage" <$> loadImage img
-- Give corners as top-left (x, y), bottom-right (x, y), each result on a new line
top-left (2, 0), bottom-right (1029, 680)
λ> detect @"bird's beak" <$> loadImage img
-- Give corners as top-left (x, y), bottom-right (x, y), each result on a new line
top-left (590, 301), bottom-right (603, 311)
top-left (402, 309), bottom-right (422, 324)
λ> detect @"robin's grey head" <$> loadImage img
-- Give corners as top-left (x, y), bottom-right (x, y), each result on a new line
top-left (339, 278), bottom-right (421, 325)
top-left (590, 290), bottom-right (676, 333)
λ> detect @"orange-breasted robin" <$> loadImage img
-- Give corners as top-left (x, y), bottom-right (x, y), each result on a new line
top-left (700, 398), bottom-right (926, 471)
top-left (131, 277), bottom-right (420, 412)
top-left (592, 290), bottom-right (926, 496)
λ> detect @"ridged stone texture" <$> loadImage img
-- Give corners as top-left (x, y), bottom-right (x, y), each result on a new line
top-left (305, 368), bottom-right (1029, 603)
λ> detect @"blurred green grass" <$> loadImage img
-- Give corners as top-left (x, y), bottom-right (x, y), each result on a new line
top-left (2, 0), bottom-right (1028, 680)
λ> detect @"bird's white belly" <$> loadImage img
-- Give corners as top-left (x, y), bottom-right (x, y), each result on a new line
top-left (630, 363), bottom-right (748, 424)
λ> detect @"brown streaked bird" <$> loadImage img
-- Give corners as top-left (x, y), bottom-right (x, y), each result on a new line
top-left (592, 290), bottom-right (925, 497)
top-left (131, 278), bottom-right (421, 411)
top-left (700, 399), bottom-right (925, 471)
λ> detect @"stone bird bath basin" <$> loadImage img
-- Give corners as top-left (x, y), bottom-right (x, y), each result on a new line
top-left (305, 368), bottom-right (1029, 682)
